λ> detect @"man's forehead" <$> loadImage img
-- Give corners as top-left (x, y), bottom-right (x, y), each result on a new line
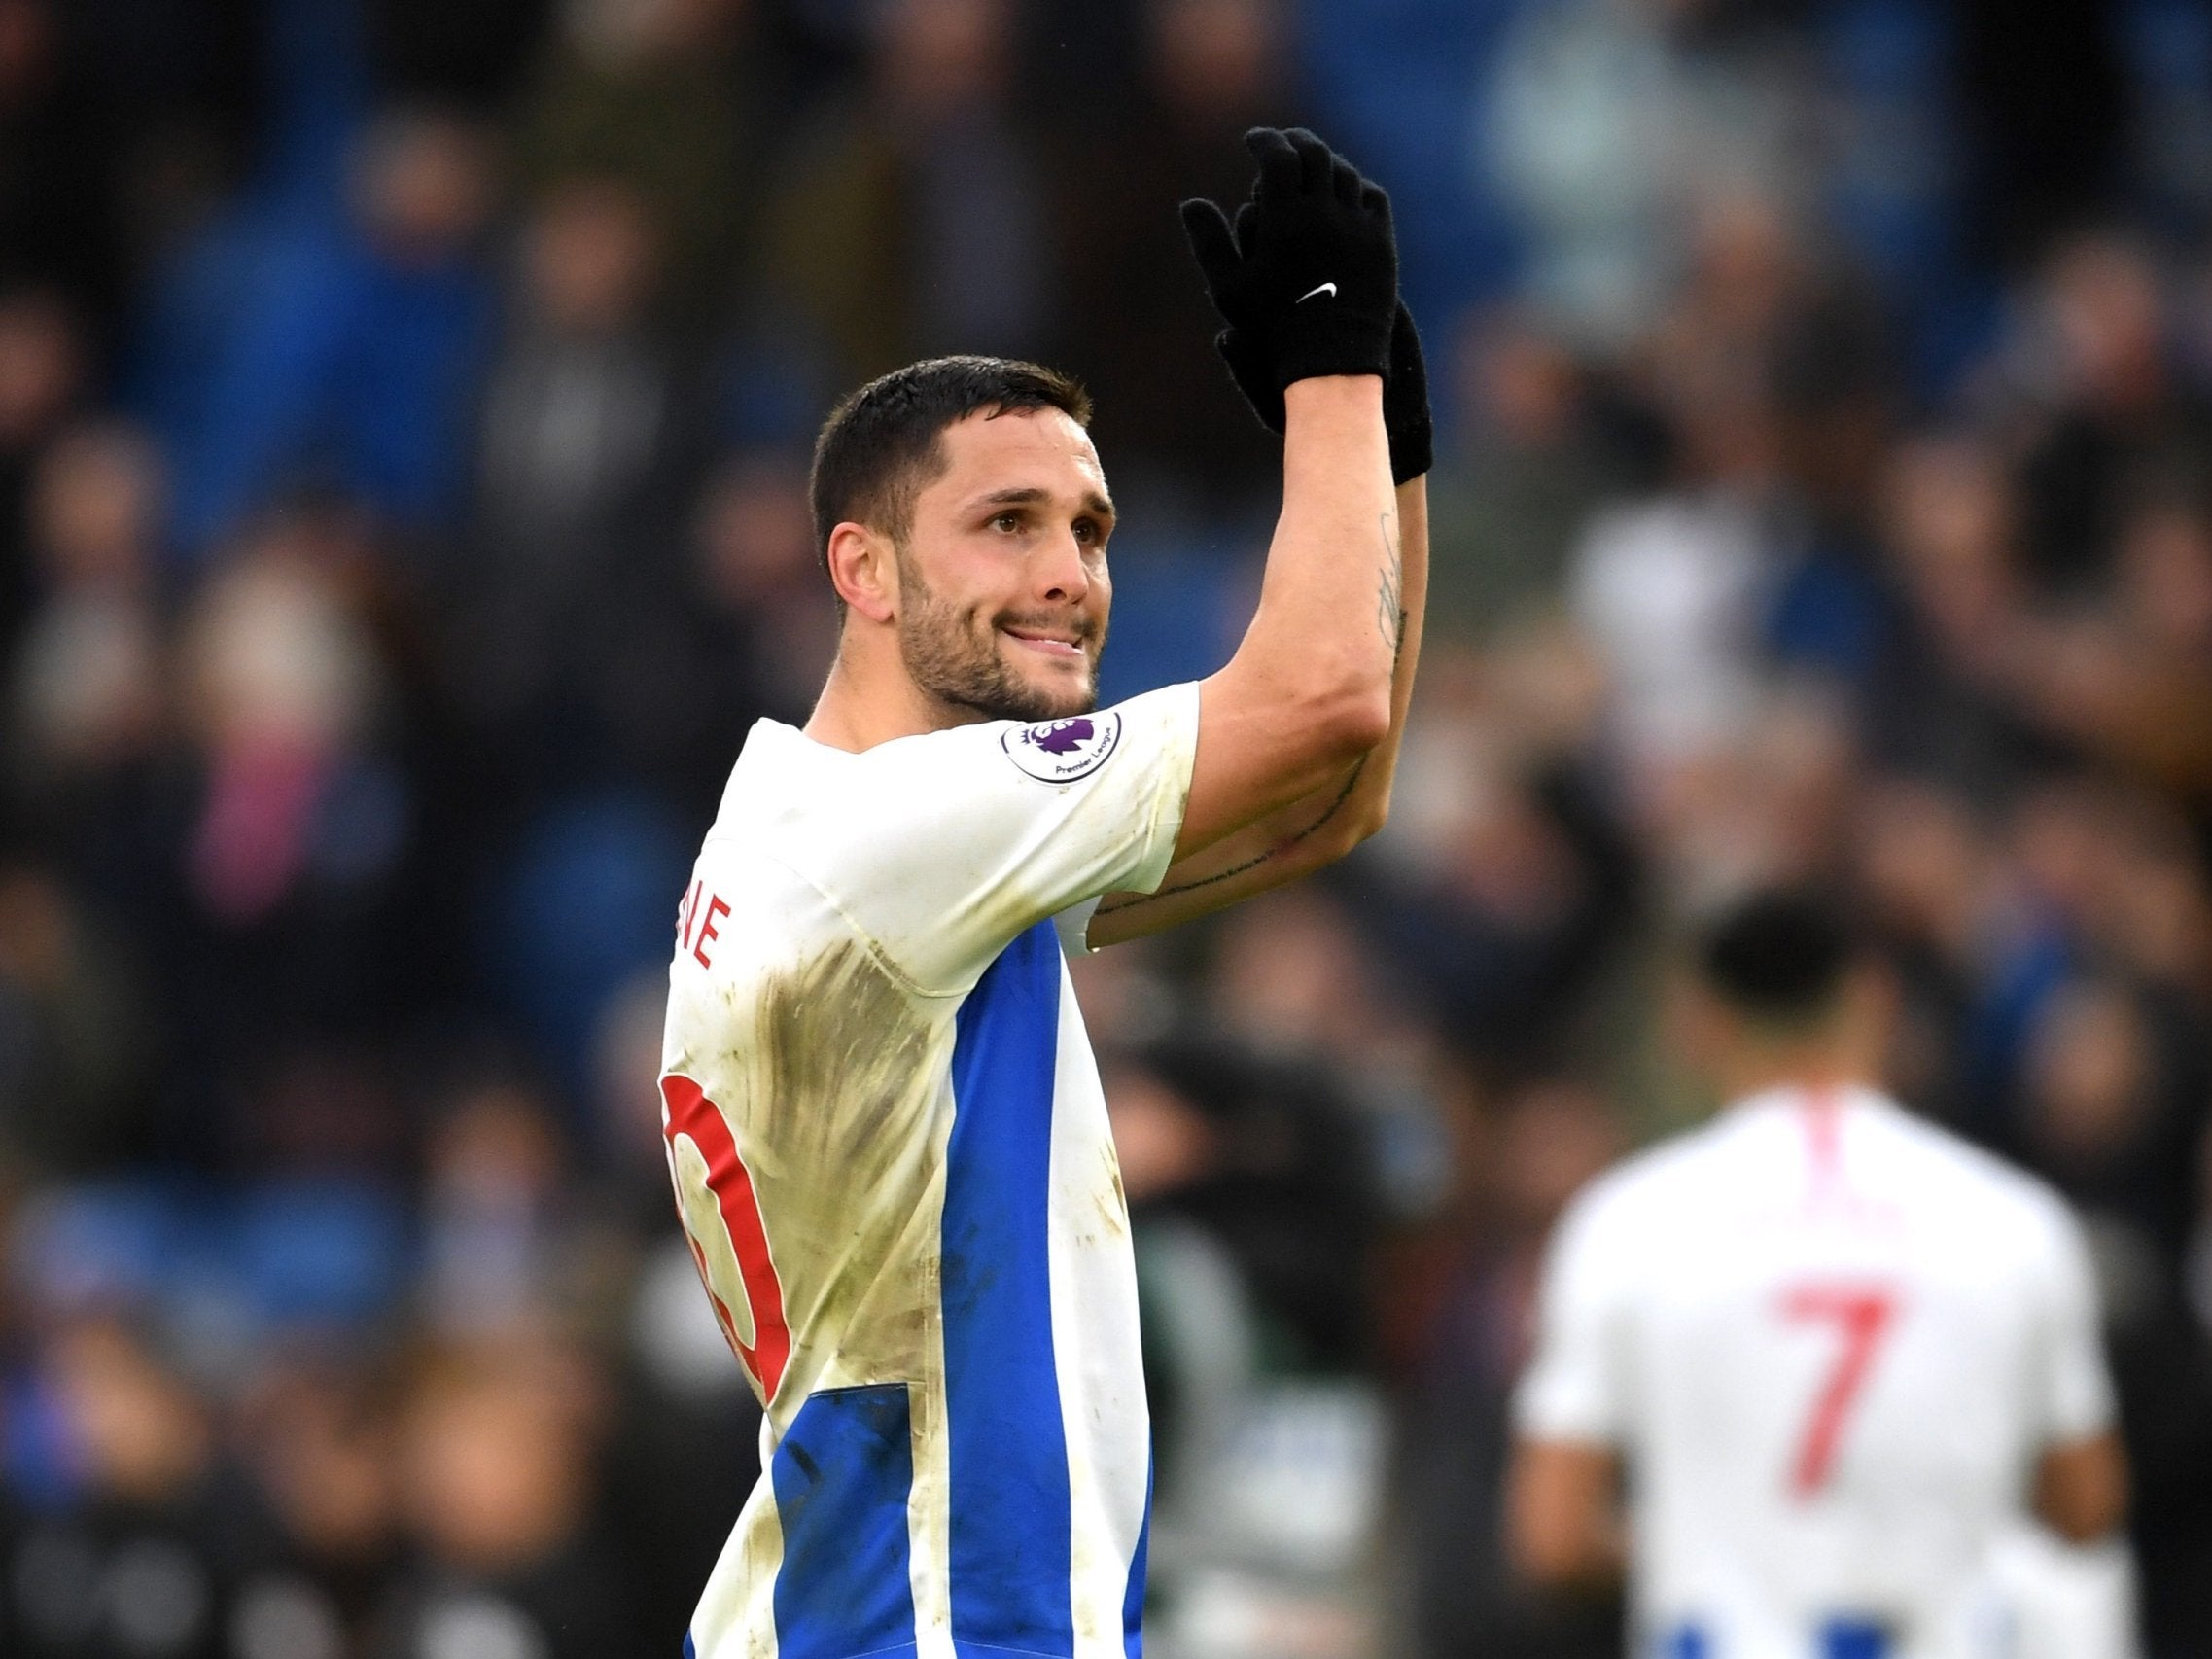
top-left (932, 406), bottom-right (1106, 497)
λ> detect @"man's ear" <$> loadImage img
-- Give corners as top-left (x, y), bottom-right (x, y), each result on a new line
top-left (825, 521), bottom-right (896, 624)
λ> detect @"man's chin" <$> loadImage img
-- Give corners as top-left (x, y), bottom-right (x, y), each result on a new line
top-left (1000, 677), bottom-right (1097, 724)
top-left (992, 651), bottom-right (1097, 722)
top-left (904, 623), bottom-right (1099, 723)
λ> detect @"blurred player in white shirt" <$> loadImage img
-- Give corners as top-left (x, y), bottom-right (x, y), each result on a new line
top-left (1508, 889), bottom-right (2132, 1659)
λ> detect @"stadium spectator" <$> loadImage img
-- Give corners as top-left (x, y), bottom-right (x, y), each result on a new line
top-left (6, 1318), bottom-right (237, 1659)
top-left (509, 0), bottom-right (755, 331)
top-left (449, 172), bottom-right (704, 804)
top-left (0, 287), bottom-right (87, 646)
top-left (0, 0), bottom-right (123, 323)
top-left (1422, 309), bottom-right (1630, 647)
top-left (380, 1335), bottom-right (636, 1659)
top-left (642, 444), bottom-right (835, 807)
top-left (1395, 1078), bottom-right (1624, 1659)
top-left (760, 0), bottom-right (1052, 384)
top-left (154, 501), bottom-right (421, 1163)
top-left (227, 1351), bottom-right (403, 1659)
top-left (417, 1073), bottom-right (580, 1337)
top-left (155, 106), bottom-right (497, 554)
top-left (6, 423), bottom-right (171, 863)
top-left (0, 861), bottom-right (152, 1179)
top-left (1047, 0), bottom-right (1291, 508)
top-left (2010, 232), bottom-right (2212, 597)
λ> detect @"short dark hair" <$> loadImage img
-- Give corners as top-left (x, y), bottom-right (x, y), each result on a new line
top-left (808, 355), bottom-right (1092, 578)
top-left (1695, 887), bottom-right (1858, 1025)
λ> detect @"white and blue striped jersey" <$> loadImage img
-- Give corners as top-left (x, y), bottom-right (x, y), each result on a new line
top-left (658, 683), bottom-right (1200, 1659)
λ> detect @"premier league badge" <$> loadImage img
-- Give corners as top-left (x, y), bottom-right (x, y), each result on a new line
top-left (1001, 712), bottom-right (1124, 783)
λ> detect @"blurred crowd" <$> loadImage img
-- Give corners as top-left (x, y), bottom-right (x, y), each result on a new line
top-left (2, 0), bottom-right (2212, 1655)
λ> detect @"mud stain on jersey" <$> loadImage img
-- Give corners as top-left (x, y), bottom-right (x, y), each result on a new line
top-left (1093, 1141), bottom-right (1129, 1240)
top-left (748, 938), bottom-right (929, 1179)
top-left (723, 936), bottom-right (947, 1387)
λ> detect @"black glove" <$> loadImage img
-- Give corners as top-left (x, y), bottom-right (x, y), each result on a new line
top-left (1382, 300), bottom-right (1432, 483)
top-left (1215, 300), bottom-right (1433, 485)
top-left (1180, 126), bottom-right (1398, 391)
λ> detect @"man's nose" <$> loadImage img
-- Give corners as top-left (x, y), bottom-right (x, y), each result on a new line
top-left (1036, 529), bottom-right (1091, 604)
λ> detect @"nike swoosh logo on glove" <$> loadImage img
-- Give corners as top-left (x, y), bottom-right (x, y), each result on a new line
top-left (1296, 282), bottom-right (1338, 302)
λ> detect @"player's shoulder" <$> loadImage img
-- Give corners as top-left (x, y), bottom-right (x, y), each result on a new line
top-left (712, 693), bottom-right (1181, 838)
top-left (708, 716), bottom-right (907, 837)
top-left (1553, 1114), bottom-right (1736, 1240)
top-left (702, 717), bottom-right (963, 857)
top-left (1531, 1122), bottom-right (1744, 1299)
top-left (1858, 1096), bottom-right (2082, 1239)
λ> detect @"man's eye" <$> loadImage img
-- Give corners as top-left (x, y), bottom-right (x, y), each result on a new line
top-left (1074, 520), bottom-right (1099, 544)
top-left (992, 512), bottom-right (1022, 533)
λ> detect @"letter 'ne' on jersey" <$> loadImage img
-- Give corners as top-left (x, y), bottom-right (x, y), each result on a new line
top-left (659, 683), bottom-right (1201, 1659)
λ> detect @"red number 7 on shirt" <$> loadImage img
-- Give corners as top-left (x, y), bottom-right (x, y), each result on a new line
top-left (1778, 1283), bottom-right (1899, 1498)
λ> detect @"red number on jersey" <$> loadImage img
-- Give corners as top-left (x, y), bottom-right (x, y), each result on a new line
top-left (1778, 1283), bottom-right (1899, 1498)
top-left (661, 1074), bottom-right (791, 1401)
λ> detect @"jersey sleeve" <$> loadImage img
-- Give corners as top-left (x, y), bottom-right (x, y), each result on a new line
top-left (1514, 1182), bottom-right (1633, 1445)
top-left (2025, 1200), bottom-right (2118, 1446)
top-left (783, 682), bottom-right (1200, 993)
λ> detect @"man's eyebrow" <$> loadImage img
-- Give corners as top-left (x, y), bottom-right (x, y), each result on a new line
top-left (971, 486), bottom-right (1118, 522)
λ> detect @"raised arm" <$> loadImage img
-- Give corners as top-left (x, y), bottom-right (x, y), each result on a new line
top-left (1174, 371), bottom-right (1397, 849)
top-left (1089, 132), bottom-right (1432, 947)
top-left (1089, 467), bottom-right (1425, 944)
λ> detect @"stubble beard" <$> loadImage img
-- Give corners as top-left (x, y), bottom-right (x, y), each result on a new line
top-left (895, 546), bottom-right (1102, 724)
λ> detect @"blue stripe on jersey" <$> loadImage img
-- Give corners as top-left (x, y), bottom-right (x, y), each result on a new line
top-left (1661, 1628), bottom-right (1709, 1659)
top-left (769, 1384), bottom-right (920, 1659)
top-left (683, 1634), bottom-right (696, 1659)
top-left (945, 920), bottom-right (1074, 1655)
top-left (1121, 1459), bottom-right (1151, 1659)
top-left (1820, 1618), bottom-right (1892, 1659)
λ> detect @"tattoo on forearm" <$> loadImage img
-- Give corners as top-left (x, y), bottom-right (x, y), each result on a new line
top-left (1094, 758), bottom-right (1369, 917)
top-left (1376, 510), bottom-right (1403, 651)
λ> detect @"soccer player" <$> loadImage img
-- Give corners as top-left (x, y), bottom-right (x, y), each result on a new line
top-left (656, 128), bottom-right (1430, 1659)
top-left (1507, 889), bottom-right (2132, 1659)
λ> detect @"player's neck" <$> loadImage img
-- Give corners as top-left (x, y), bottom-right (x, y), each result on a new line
top-left (803, 650), bottom-right (988, 753)
top-left (1718, 1048), bottom-right (1869, 1107)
